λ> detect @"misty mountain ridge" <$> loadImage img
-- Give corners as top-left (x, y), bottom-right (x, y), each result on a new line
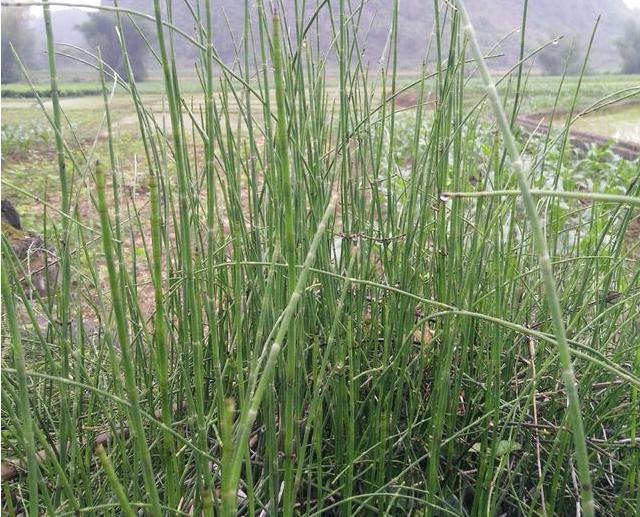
top-left (33, 0), bottom-right (640, 74)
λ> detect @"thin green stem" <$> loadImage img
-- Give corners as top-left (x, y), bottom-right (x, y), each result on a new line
top-left (1, 252), bottom-right (40, 516)
top-left (94, 161), bottom-right (162, 515)
top-left (454, 1), bottom-right (595, 515)
top-left (223, 195), bottom-right (336, 515)
top-left (441, 190), bottom-right (640, 206)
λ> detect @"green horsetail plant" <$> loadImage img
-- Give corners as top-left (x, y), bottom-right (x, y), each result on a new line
top-left (104, 3), bottom-right (181, 507)
top-left (3, 1), bottom-right (639, 515)
top-left (152, 0), bottom-right (215, 511)
top-left (41, 0), bottom-right (75, 484)
top-left (148, 157), bottom-right (178, 507)
top-left (270, 9), bottom-right (302, 515)
top-left (244, 0), bottom-right (262, 266)
top-left (94, 161), bottom-right (162, 515)
top-left (222, 195), bottom-right (337, 516)
top-left (1, 252), bottom-right (39, 516)
top-left (96, 445), bottom-right (136, 517)
top-left (453, 1), bottom-right (594, 515)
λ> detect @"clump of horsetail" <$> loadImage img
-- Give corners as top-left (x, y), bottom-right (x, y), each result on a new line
top-left (454, 0), bottom-right (594, 514)
top-left (1, 257), bottom-right (39, 516)
top-left (222, 195), bottom-right (336, 515)
top-left (94, 160), bottom-right (162, 516)
top-left (2, 1), bottom-right (639, 516)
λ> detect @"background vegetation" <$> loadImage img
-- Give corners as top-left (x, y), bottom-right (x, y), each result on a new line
top-left (617, 20), bottom-right (640, 74)
top-left (77, 11), bottom-right (151, 81)
top-left (2, 0), bottom-right (640, 84)
top-left (1, 5), bottom-right (35, 83)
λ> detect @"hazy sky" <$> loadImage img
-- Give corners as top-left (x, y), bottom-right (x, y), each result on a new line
top-left (59, 0), bottom-right (100, 5)
top-left (49, 0), bottom-right (100, 10)
top-left (37, 0), bottom-right (640, 11)
top-left (43, 0), bottom-right (640, 7)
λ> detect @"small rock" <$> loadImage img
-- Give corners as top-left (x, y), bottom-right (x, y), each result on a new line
top-left (1, 199), bottom-right (59, 297)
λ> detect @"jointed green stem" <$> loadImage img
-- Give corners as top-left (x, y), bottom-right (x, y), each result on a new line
top-left (441, 190), bottom-right (640, 206)
top-left (1, 253), bottom-right (40, 516)
top-left (222, 196), bottom-right (336, 516)
top-left (95, 161), bottom-right (162, 515)
top-left (454, 1), bottom-right (594, 515)
top-left (270, 10), bottom-right (300, 515)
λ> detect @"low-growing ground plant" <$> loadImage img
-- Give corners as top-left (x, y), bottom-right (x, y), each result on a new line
top-left (1, 1), bottom-right (639, 516)
top-left (0, 84), bottom-right (104, 98)
top-left (1, 121), bottom-right (53, 156)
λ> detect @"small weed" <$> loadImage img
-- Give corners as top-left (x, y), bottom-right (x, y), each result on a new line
top-left (1, 122), bottom-right (53, 157)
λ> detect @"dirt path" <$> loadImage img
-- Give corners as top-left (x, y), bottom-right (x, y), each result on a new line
top-left (517, 102), bottom-right (640, 160)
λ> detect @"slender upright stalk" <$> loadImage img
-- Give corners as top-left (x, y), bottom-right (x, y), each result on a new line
top-left (42, 0), bottom-right (68, 218)
top-left (509, 0), bottom-right (528, 126)
top-left (453, 2), bottom-right (594, 515)
top-left (271, 11), bottom-right (297, 285)
top-left (152, 1), bottom-right (214, 511)
top-left (223, 196), bottom-right (336, 516)
top-left (1, 257), bottom-right (39, 516)
top-left (271, 10), bottom-right (299, 514)
top-left (42, 0), bottom-right (73, 479)
top-left (202, 0), bottom-right (226, 442)
top-left (95, 161), bottom-right (162, 515)
top-left (244, 0), bottom-right (262, 264)
top-left (148, 160), bottom-right (177, 506)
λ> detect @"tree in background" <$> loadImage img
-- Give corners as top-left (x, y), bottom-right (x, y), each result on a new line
top-left (77, 12), bottom-right (150, 81)
top-left (537, 37), bottom-right (583, 76)
top-left (617, 21), bottom-right (640, 74)
top-left (1, 6), bottom-right (35, 83)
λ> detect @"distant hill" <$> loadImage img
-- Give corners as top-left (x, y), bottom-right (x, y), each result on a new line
top-left (108, 0), bottom-right (638, 73)
top-left (460, 0), bottom-right (637, 72)
top-left (21, 1), bottom-right (640, 76)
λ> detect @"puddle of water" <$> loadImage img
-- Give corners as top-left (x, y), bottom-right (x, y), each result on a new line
top-left (572, 104), bottom-right (640, 144)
